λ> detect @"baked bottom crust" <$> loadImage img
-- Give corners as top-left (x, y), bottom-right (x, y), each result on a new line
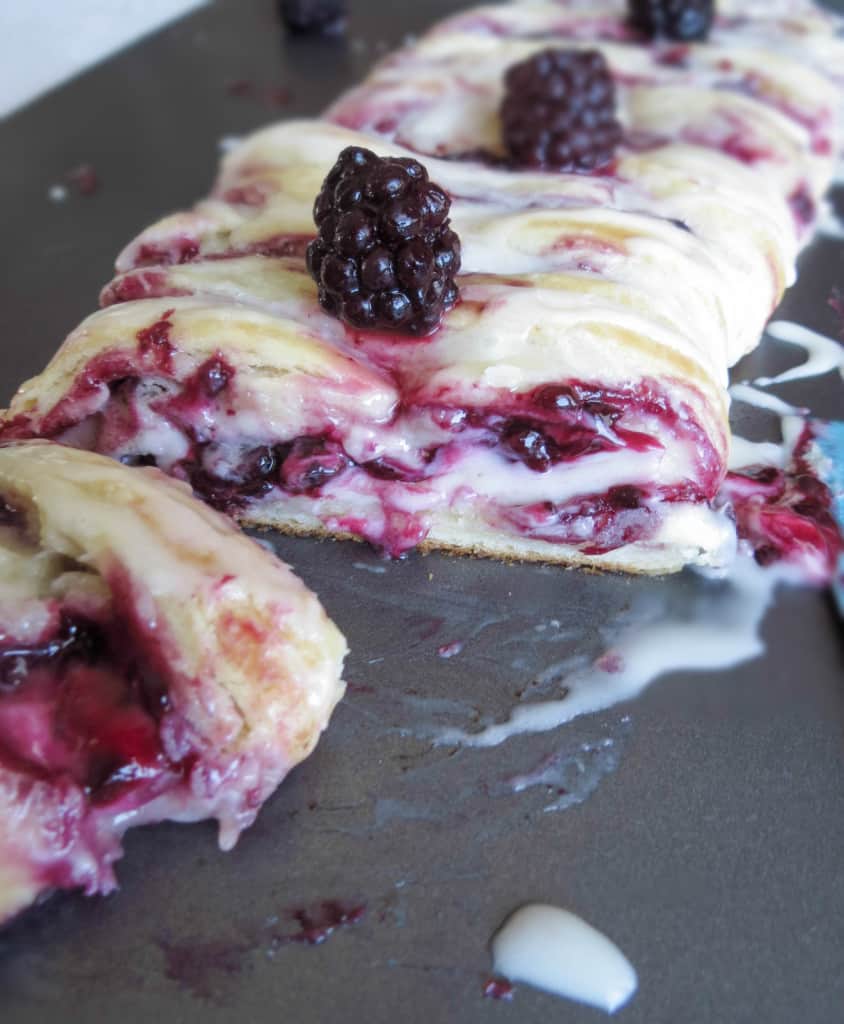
top-left (244, 500), bottom-right (733, 576)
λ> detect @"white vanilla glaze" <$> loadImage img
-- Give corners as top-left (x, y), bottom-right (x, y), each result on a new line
top-left (492, 903), bottom-right (638, 1013)
top-left (726, 321), bottom-right (843, 472)
top-left (729, 382), bottom-right (807, 418)
top-left (728, 436), bottom-right (788, 470)
top-left (437, 558), bottom-right (796, 748)
top-left (757, 320), bottom-right (844, 386)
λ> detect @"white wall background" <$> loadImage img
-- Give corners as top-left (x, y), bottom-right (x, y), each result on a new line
top-left (0, 0), bottom-right (207, 118)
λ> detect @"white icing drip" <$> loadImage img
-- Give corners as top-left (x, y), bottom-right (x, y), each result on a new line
top-left (729, 382), bottom-right (807, 417)
top-left (729, 435), bottom-right (788, 470)
top-left (437, 558), bottom-right (795, 749)
top-left (492, 904), bottom-right (637, 1014)
top-left (757, 321), bottom-right (844, 386)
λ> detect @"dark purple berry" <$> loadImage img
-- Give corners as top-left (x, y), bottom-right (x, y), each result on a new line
top-left (198, 357), bottom-right (232, 397)
top-left (0, 615), bottom-right (104, 690)
top-left (500, 48), bottom-right (622, 172)
top-left (279, 0), bottom-right (347, 34)
top-left (119, 453), bottom-right (157, 468)
top-left (280, 437), bottom-right (350, 493)
top-left (0, 499), bottom-right (24, 529)
top-left (628, 0), bottom-right (714, 41)
top-left (307, 146), bottom-right (461, 336)
top-left (361, 248), bottom-right (397, 291)
top-left (607, 485), bottom-right (642, 510)
top-left (504, 424), bottom-right (555, 472)
top-left (239, 446), bottom-right (279, 493)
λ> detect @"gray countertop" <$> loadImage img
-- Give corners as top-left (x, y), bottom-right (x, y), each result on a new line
top-left (1, 2), bottom-right (843, 1021)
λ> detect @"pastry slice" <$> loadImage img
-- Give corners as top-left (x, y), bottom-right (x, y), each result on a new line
top-left (3, 2), bottom-right (843, 573)
top-left (0, 117), bottom-right (790, 572)
top-left (0, 441), bottom-right (346, 926)
top-left (329, 0), bottom-right (842, 235)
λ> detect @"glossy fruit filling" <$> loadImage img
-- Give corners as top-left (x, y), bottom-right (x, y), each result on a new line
top-left (0, 332), bottom-right (723, 559)
top-left (0, 606), bottom-right (179, 813)
top-left (721, 426), bottom-right (843, 582)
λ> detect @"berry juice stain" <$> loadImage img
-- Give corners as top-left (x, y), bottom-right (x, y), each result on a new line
top-left (159, 938), bottom-right (251, 1001)
top-left (158, 899), bottom-right (367, 1000)
top-left (273, 900), bottom-right (367, 947)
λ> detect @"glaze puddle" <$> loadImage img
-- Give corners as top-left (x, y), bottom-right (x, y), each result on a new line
top-left (437, 559), bottom-right (796, 748)
top-left (491, 904), bottom-right (637, 1013)
top-left (503, 727), bottom-right (627, 812)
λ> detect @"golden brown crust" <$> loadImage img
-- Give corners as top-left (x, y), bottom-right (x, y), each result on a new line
top-left (242, 512), bottom-right (692, 576)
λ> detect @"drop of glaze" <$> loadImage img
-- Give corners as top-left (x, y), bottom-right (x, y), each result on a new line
top-left (491, 904), bottom-right (637, 1014)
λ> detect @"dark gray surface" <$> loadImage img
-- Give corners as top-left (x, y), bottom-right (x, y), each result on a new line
top-left (1, 2), bottom-right (844, 1021)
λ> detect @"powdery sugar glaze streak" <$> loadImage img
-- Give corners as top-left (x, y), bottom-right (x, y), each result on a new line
top-left (491, 904), bottom-right (637, 1014)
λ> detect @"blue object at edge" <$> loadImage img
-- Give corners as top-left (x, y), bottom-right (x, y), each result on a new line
top-left (813, 420), bottom-right (844, 616)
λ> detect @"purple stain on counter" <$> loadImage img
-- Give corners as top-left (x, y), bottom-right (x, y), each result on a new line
top-left (276, 900), bottom-right (367, 946)
top-left (159, 937), bottom-right (252, 1001)
top-left (346, 681), bottom-right (376, 695)
top-left (158, 900), bottom-right (367, 999)
top-left (65, 164), bottom-right (99, 196)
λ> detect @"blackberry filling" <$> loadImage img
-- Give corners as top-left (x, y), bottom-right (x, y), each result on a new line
top-left (0, 615), bottom-right (103, 691)
top-left (506, 485), bottom-right (656, 554)
top-left (0, 609), bottom-right (175, 804)
top-left (186, 436), bottom-right (352, 512)
top-left (723, 439), bottom-right (843, 577)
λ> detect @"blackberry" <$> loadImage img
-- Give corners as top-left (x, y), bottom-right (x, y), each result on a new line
top-left (628, 0), bottom-right (714, 41)
top-left (307, 146), bottom-right (461, 336)
top-left (500, 49), bottom-right (622, 172)
top-left (280, 0), bottom-right (347, 34)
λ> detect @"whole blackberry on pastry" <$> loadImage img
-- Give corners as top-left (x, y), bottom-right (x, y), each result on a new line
top-left (628, 0), bottom-right (714, 41)
top-left (307, 146), bottom-right (461, 335)
top-left (500, 48), bottom-right (623, 172)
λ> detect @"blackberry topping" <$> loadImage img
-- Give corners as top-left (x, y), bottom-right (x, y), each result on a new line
top-left (500, 49), bottom-right (623, 172)
top-left (307, 147), bottom-right (461, 336)
top-left (279, 0), bottom-right (347, 34)
top-left (628, 0), bottom-right (714, 41)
